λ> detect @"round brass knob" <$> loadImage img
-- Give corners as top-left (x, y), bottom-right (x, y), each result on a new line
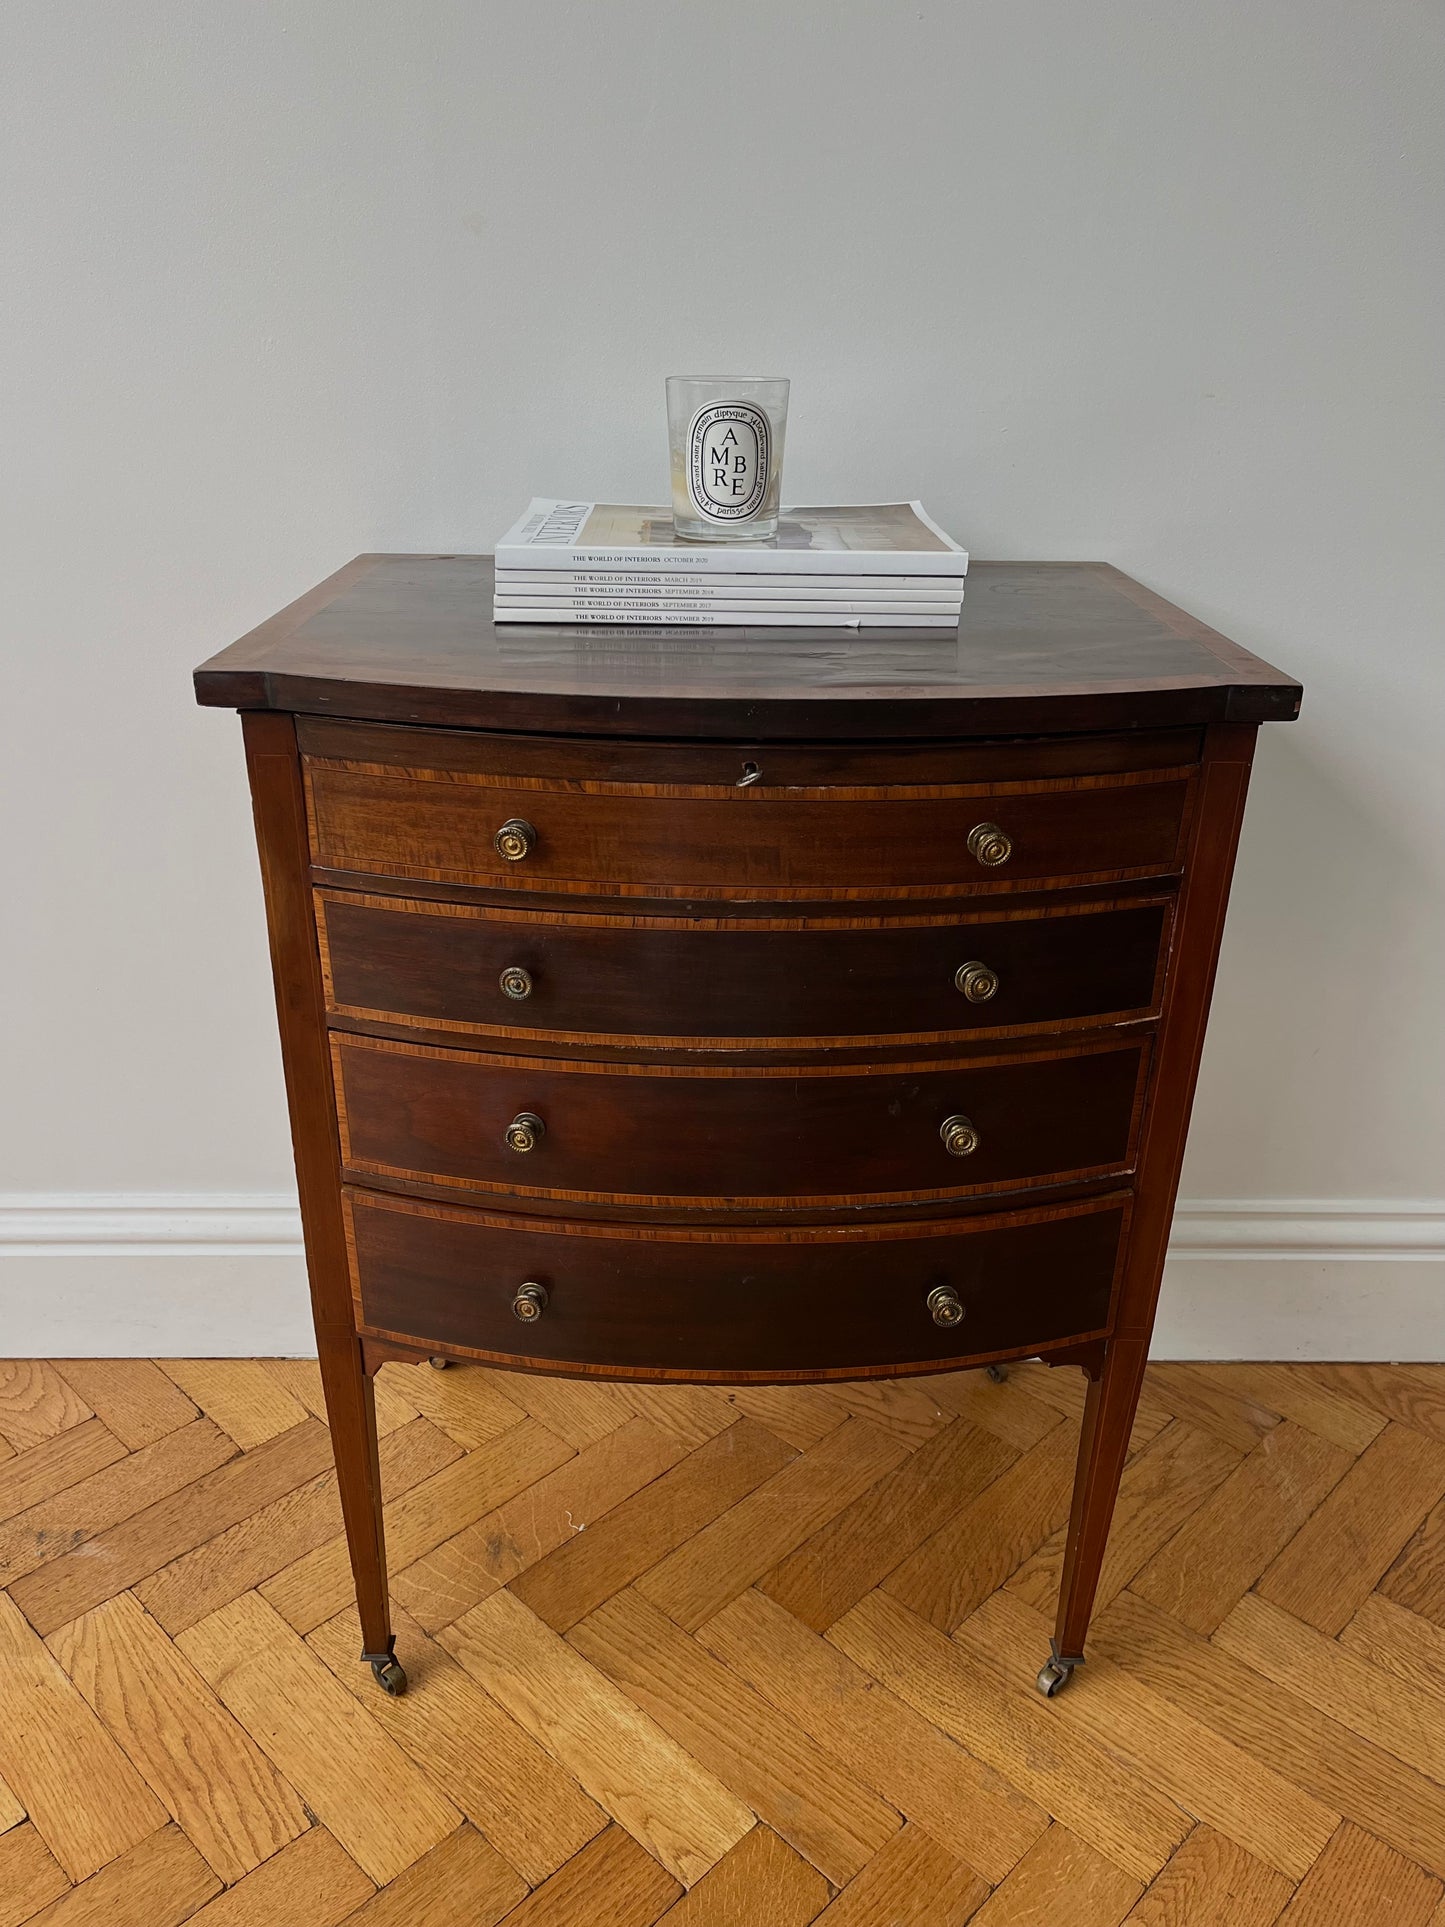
top-left (927, 1285), bottom-right (965, 1328)
top-left (494, 818), bottom-right (537, 862)
top-left (499, 966), bottom-right (534, 1001)
top-left (512, 1281), bottom-right (548, 1322)
top-left (504, 1112), bottom-right (545, 1153)
top-left (940, 1114), bottom-right (980, 1157)
top-left (954, 960), bottom-right (999, 1003)
top-left (967, 822), bottom-right (1013, 868)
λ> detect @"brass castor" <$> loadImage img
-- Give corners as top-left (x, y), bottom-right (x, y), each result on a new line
top-left (370, 1655), bottom-right (408, 1695)
top-left (429, 1356), bottom-right (450, 1370)
top-left (1036, 1653), bottom-right (1081, 1698)
top-left (986, 1364), bottom-right (1009, 1384)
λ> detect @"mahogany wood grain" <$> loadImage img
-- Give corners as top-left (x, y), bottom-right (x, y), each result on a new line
top-left (296, 715), bottom-right (1205, 786)
top-left (310, 864), bottom-right (1177, 923)
top-left (1051, 722), bottom-right (1258, 1667)
top-left (344, 1187), bottom-right (1128, 1379)
top-left (316, 890), bottom-right (1170, 1050)
top-left (303, 759), bottom-right (1192, 900)
top-left (240, 713), bottom-right (393, 1664)
top-left (198, 558), bottom-right (1300, 1688)
top-left (194, 556), bottom-right (1302, 739)
top-left (331, 1031), bottom-right (1148, 1210)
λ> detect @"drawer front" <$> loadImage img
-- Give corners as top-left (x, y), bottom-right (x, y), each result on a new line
top-left (298, 716), bottom-right (1205, 788)
top-left (318, 891), bottom-right (1170, 1047)
top-left (305, 761), bottom-right (1191, 900)
top-left (332, 1033), bottom-right (1147, 1207)
top-left (347, 1189), bottom-right (1127, 1378)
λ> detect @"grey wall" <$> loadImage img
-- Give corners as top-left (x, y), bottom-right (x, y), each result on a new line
top-left (4, 2), bottom-right (1442, 1351)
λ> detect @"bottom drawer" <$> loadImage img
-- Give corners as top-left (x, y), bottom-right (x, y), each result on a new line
top-left (346, 1188), bottom-right (1128, 1381)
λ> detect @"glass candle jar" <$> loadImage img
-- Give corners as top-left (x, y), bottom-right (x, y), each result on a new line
top-left (667, 377), bottom-right (790, 541)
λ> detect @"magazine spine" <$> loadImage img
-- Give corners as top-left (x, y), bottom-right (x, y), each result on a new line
top-left (495, 575), bottom-right (964, 599)
top-left (492, 606), bottom-right (960, 628)
top-left (494, 596), bottom-right (964, 616)
top-left (494, 545), bottom-right (969, 578)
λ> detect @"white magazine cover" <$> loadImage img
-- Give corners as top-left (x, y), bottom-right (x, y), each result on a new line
top-left (495, 499), bottom-right (969, 576)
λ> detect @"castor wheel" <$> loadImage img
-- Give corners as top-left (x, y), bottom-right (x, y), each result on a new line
top-left (1036, 1654), bottom-right (1080, 1698)
top-left (429, 1356), bottom-right (450, 1370)
top-left (370, 1655), bottom-right (408, 1696)
top-left (986, 1364), bottom-right (1009, 1384)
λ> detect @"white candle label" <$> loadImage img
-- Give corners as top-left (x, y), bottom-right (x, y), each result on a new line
top-left (687, 402), bottom-right (770, 522)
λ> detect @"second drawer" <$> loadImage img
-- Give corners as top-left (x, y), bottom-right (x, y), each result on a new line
top-left (332, 1032), bottom-right (1149, 1207)
top-left (317, 891), bottom-right (1170, 1046)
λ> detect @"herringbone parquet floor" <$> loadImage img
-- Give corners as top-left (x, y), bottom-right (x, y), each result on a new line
top-left (3, 1358), bottom-right (1445, 1925)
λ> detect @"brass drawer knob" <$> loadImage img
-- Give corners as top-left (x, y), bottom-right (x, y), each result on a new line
top-left (499, 965), bottom-right (534, 1001)
top-left (504, 1111), bottom-right (545, 1153)
top-left (954, 960), bottom-right (999, 1003)
top-left (940, 1113), bottom-right (980, 1157)
top-left (494, 818), bottom-right (537, 862)
top-left (512, 1281), bottom-right (548, 1322)
top-left (967, 822), bottom-right (1013, 867)
top-left (927, 1285), bottom-right (965, 1328)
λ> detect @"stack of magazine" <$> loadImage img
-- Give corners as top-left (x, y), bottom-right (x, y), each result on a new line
top-left (493, 499), bottom-right (968, 627)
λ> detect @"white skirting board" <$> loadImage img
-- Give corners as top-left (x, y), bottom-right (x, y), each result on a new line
top-left (0, 1193), bottom-right (1442, 1362)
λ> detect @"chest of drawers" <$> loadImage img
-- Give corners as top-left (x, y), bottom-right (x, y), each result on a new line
top-left (195, 556), bottom-right (1299, 1700)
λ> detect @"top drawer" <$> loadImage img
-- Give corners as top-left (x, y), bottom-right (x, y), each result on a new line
top-left (303, 725), bottom-right (1194, 902)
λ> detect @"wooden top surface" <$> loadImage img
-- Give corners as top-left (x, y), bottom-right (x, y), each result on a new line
top-left (194, 554), bottom-right (1301, 740)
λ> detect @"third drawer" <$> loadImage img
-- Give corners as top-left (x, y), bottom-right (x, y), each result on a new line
top-left (332, 1030), bottom-right (1149, 1208)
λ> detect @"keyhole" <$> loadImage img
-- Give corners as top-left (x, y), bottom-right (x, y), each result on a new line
top-left (737, 761), bottom-right (761, 788)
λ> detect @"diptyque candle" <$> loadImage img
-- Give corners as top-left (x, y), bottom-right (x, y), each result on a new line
top-left (667, 376), bottom-right (790, 540)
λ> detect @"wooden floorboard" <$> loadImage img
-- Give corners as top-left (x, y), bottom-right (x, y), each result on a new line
top-left (4, 1356), bottom-right (1445, 1922)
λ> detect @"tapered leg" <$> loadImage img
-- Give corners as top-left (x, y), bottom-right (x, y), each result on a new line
top-left (1039, 1333), bottom-right (1148, 1695)
top-left (1037, 725), bottom-right (1262, 1698)
top-left (316, 1328), bottom-right (403, 1690)
top-left (242, 711), bottom-right (405, 1695)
